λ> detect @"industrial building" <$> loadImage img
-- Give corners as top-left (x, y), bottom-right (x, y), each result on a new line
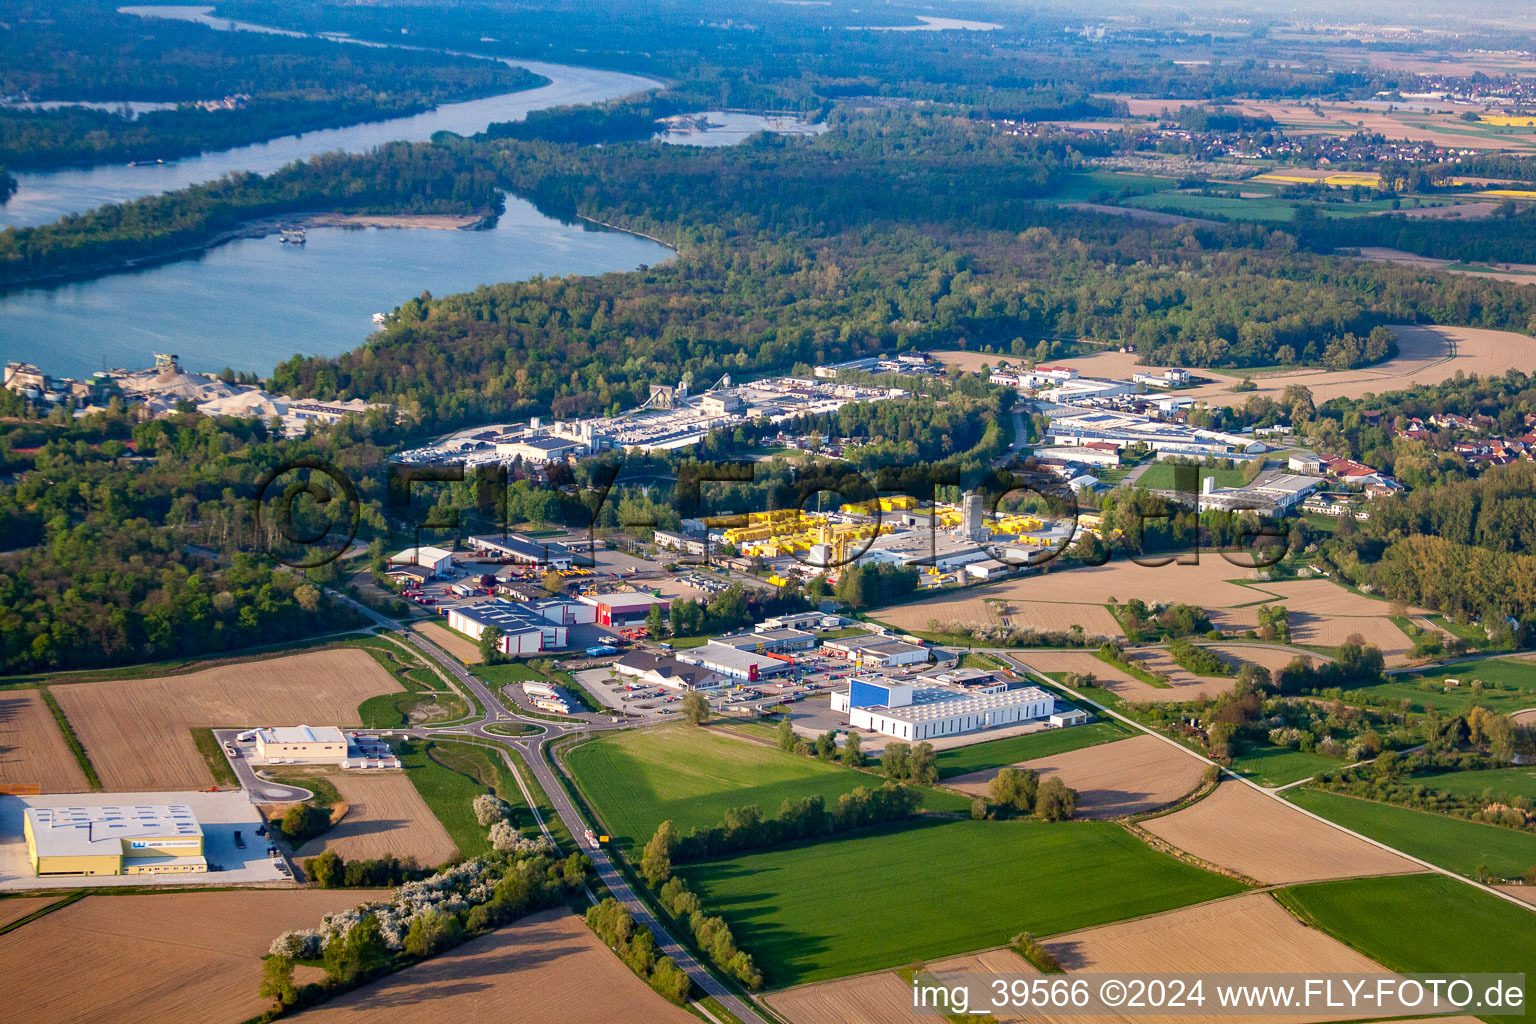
top-left (388, 545), bottom-right (455, 577)
top-left (1041, 403), bottom-right (1265, 457)
top-left (577, 591), bottom-right (670, 627)
top-left (253, 725), bottom-right (348, 763)
top-left (832, 677), bottom-right (1057, 741)
top-left (615, 652), bottom-right (725, 690)
top-left (822, 633), bottom-right (931, 667)
top-left (467, 534), bottom-right (574, 569)
top-left (25, 804), bottom-right (205, 877)
top-left (653, 529), bottom-right (709, 557)
top-left (710, 628), bottom-right (818, 654)
top-left (1191, 471), bottom-right (1324, 514)
top-left (675, 641), bottom-right (793, 682)
top-left (446, 601), bottom-right (569, 654)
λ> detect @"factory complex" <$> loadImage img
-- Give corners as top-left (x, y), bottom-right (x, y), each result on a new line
top-left (828, 663), bottom-right (1087, 741)
top-left (392, 373), bottom-right (910, 467)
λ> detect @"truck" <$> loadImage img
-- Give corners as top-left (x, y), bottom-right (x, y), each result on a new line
top-left (584, 828), bottom-right (600, 849)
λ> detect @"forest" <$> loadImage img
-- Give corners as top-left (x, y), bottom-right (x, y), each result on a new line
top-left (0, 0), bottom-right (543, 169)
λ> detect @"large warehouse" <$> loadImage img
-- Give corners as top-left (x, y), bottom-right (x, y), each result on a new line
top-left (832, 676), bottom-right (1057, 741)
top-left (24, 804), bottom-right (205, 877)
top-left (254, 725), bottom-right (349, 763)
top-left (676, 641), bottom-right (792, 682)
top-left (468, 533), bottom-right (574, 569)
top-left (577, 591), bottom-right (671, 627)
top-left (446, 601), bottom-right (569, 654)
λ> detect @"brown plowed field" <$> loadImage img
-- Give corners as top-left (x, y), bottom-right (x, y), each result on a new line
top-left (294, 772), bottom-right (458, 867)
top-left (0, 691), bottom-right (89, 793)
top-left (0, 896), bottom-right (57, 930)
top-left (1143, 782), bottom-right (1421, 884)
top-left (0, 889), bottom-right (374, 1024)
top-left (1056, 325), bottom-right (1536, 405)
top-left (53, 649), bottom-right (402, 791)
top-left (1040, 893), bottom-right (1388, 1024)
top-left (948, 734), bottom-right (1205, 818)
top-left (765, 970), bottom-right (919, 1024)
top-left (289, 908), bottom-right (697, 1024)
top-left (1017, 651), bottom-right (1234, 705)
top-left (414, 621), bottom-right (482, 664)
top-left (877, 595), bottom-right (1123, 639)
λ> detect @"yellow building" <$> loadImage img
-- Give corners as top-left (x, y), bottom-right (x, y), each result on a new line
top-left (24, 804), bottom-right (206, 877)
top-left (254, 724), bottom-right (349, 763)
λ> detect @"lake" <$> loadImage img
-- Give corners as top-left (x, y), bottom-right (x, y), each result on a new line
top-left (0, 195), bottom-right (673, 379)
top-left (0, 5), bottom-right (676, 378)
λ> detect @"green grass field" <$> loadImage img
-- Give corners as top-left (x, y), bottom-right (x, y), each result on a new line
top-left (1229, 742), bottom-right (1342, 788)
top-left (1286, 788), bottom-right (1536, 879)
top-left (1133, 463), bottom-right (1251, 492)
top-left (678, 818), bottom-right (1246, 987)
top-left (1275, 874), bottom-right (1535, 1024)
top-left (1413, 766), bottom-right (1536, 803)
top-left (934, 720), bottom-right (1132, 778)
top-left (1343, 657), bottom-right (1536, 716)
top-left (400, 739), bottom-right (532, 860)
top-left (566, 725), bottom-right (967, 850)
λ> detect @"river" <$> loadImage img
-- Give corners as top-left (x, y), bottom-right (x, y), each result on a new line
top-left (0, 5), bottom-right (676, 378)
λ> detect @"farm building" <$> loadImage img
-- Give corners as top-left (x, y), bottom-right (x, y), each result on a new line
top-left (467, 534), bottom-right (574, 569)
top-left (676, 642), bottom-right (792, 682)
top-left (832, 677), bottom-right (1056, 740)
top-left (388, 545), bottom-right (455, 577)
top-left (822, 633), bottom-right (930, 667)
top-left (446, 601), bottom-right (569, 655)
top-left (253, 725), bottom-right (348, 764)
top-left (25, 804), bottom-right (205, 877)
top-left (614, 652), bottom-right (725, 690)
top-left (577, 591), bottom-right (670, 627)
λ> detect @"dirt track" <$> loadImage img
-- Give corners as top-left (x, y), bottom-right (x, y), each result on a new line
top-left (0, 691), bottom-right (89, 793)
top-left (1143, 782), bottom-right (1421, 884)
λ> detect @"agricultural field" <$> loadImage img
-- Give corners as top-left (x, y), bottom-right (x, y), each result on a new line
top-left (1143, 781), bottom-right (1419, 883)
top-left (1228, 742), bottom-right (1343, 788)
top-left (1412, 765), bottom-right (1536, 802)
top-left (1060, 324), bottom-right (1536, 405)
top-left (0, 889), bottom-right (373, 1024)
top-left (0, 896), bottom-right (58, 931)
top-left (1286, 788), bottom-right (1536, 879)
top-left (767, 948), bottom-right (1035, 1024)
top-left (948, 734), bottom-right (1207, 818)
top-left (676, 817), bottom-right (1245, 987)
top-left (413, 620), bottom-right (483, 664)
top-left (51, 649), bottom-right (401, 791)
top-left (1045, 892), bottom-right (1384, 1012)
top-left (0, 690), bottom-right (90, 793)
top-left (1276, 874), bottom-right (1536, 1024)
top-left (1022, 650), bottom-right (1238, 704)
top-left (294, 771), bottom-right (459, 868)
top-left (287, 908), bottom-right (697, 1024)
top-left (566, 725), bottom-right (963, 850)
top-left (934, 719), bottom-right (1132, 778)
top-left (875, 594), bottom-right (1124, 639)
top-left (1347, 657), bottom-right (1536, 716)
